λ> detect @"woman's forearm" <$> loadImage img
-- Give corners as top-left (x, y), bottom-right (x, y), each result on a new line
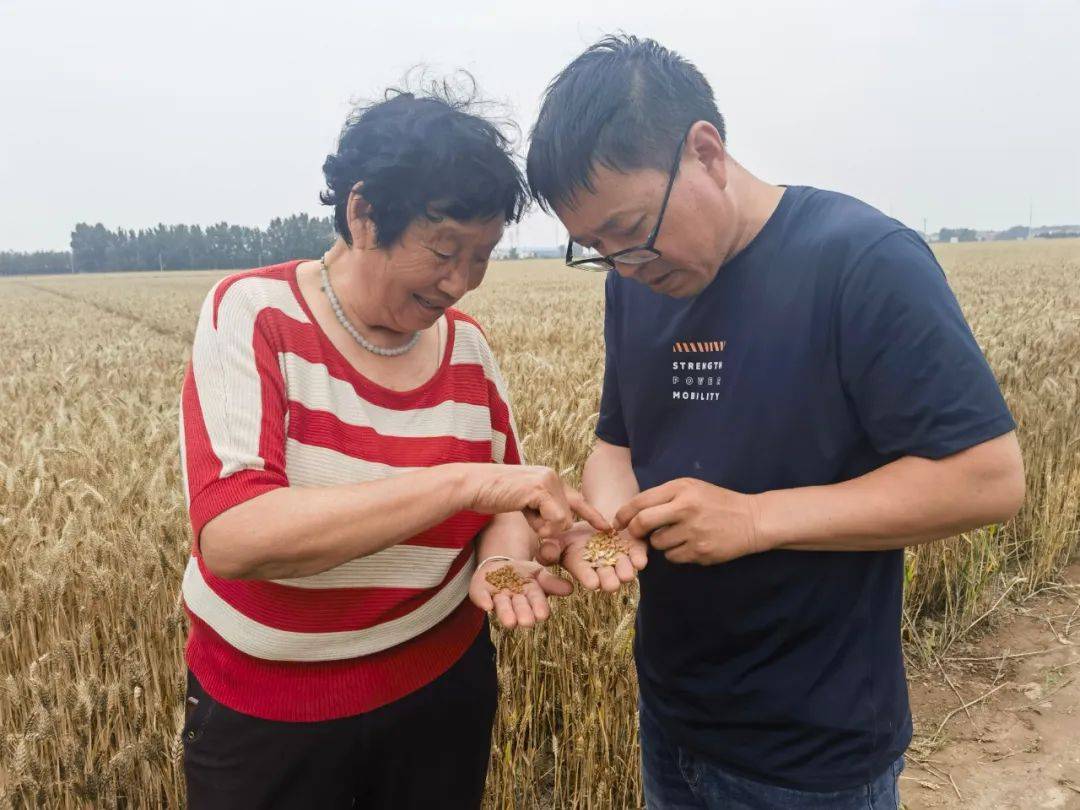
top-left (200, 464), bottom-right (472, 580)
top-left (475, 511), bottom-right (537, 562)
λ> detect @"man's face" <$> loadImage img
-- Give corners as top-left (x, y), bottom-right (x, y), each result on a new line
top-left (554, 148), bottom-right (732, 298)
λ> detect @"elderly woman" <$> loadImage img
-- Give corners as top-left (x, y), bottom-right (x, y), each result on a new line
top-left (178, 88), bottom-right (606, 809)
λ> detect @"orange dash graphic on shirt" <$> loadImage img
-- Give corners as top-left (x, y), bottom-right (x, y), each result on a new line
top-left (673, 341), bottom-right (725, 353)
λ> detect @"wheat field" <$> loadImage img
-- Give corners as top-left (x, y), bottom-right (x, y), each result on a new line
top-left (1, 240), bottom-right (1078, 808)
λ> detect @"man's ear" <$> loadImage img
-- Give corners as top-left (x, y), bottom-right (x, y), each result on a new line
top-left (346, 182), bottom-right (378, 248)
top-left (687, 121), bottom-right (727, 189)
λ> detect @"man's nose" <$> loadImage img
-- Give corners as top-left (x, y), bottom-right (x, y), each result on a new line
top-left (614, 259), bottom-right (655, 281)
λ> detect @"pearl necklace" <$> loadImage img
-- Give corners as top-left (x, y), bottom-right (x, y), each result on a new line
top-left (320, 257), bottom-right (421, 357)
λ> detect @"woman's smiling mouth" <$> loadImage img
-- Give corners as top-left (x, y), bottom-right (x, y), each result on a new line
top-left (414, 293), bottom-right (448, 311)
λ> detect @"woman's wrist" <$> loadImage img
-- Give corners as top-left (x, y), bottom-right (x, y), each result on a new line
top-left (477, 554), bottom-right (515, 570)
top-left (476, 511), bottom-right (539, 564)
top-left (437, 463), bottom-right (475, 513)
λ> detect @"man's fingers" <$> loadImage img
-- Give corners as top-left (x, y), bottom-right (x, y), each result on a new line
top-left (664, 544), bottom-right (695, 565)
top-left (493, 592), bottom-right (517, 628)
top-left (563, 485), bottom-right (610, 533)
top-left (613, 483), bottom-right (678, 531)
top-left (627, 503), bottom-right (680, 540)
top-left (627, 540), bottom-right (649, 571)
top-left (649, 525), bottom-right (686, 551)
top-left (537, 569), bottom-right (574, 597)
top-left (596, 566), bottom-right (622, 593)
top-left (562, 545), bottom-right (601, 590)
top-left (614, 554), bottom-right (636, 583)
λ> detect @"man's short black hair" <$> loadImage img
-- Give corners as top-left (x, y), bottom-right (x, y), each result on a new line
top-left (527, 35), bottom-right (726, 212)
top-left (321, 75), bottom-right (528, 247)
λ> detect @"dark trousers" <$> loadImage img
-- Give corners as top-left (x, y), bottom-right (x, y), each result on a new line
top-left (183, 628), bottom-right (498, 809)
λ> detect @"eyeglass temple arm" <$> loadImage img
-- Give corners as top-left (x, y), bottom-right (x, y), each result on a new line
top-left (644, 128), bottom-right (691, 246)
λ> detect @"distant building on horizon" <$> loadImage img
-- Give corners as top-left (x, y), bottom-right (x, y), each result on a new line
top-left (492, 245), bottom-right (564, 261)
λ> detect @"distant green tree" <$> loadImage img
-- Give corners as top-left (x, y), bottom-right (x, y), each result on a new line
top-left (939, 227), bottom-right (977, 243)
top-left (70, 223), bottom-right (111, 272)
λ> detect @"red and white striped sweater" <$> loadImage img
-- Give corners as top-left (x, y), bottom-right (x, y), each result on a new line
top-left (178, 260), bottom-right (521, 721)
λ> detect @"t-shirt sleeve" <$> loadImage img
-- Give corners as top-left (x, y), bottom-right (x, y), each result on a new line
top-left (837, 230), bottom-right (1015, 460)
top-left (595, 274), bottom-right (630, 447)
top-left (180, 279), bottom-right (289, 548)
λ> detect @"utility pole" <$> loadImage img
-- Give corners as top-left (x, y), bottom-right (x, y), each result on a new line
top-left (1028, 201), bottom-right (1033, 239)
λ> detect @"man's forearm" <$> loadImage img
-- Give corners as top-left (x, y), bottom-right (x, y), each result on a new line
top-left (752, 432), bottom-right (1026, 552)
top-left (582, 439), bottom-right (641, 523)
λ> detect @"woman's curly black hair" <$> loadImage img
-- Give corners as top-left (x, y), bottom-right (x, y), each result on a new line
top-left (320, 74), bottom-right (528, 247)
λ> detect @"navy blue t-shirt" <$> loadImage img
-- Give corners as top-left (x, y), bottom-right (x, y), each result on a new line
top-left (597, 186), bottom-right (1015, 791)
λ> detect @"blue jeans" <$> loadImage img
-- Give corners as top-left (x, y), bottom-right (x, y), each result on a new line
top-left (640, 700), bottom-right (903, 809)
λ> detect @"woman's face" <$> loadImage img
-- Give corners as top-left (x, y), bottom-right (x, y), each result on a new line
top-left (362, 215), bottom-right (504, 333)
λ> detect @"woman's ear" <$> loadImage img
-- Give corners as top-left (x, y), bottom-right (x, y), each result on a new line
top-left (346, 182), bottom-right (377, 249)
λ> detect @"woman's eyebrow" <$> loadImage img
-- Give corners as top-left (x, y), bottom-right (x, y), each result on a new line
top-left (475, 239), bottom-right (501, 257)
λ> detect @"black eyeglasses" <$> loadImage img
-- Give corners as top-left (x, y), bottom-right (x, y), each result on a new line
top-left (565, 125), bottom-right (691, 272)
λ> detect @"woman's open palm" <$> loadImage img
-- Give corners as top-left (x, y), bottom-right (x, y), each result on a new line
top-left (469, 559), bottom-right (574, 629)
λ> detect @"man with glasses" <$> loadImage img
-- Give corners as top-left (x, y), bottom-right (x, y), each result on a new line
top-left (529, 35), bottom-right (1025, 808)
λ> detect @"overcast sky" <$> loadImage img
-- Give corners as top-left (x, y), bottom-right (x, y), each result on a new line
top-left (1, 0), bottom-right (1077, 252)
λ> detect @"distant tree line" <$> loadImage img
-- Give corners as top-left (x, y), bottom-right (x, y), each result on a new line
top-left (0, 214), bottom-right (335, 276)
top-left (938, 227), bottom-right (978, 243)
top-left (995, 225), bottom-right (1030, 241)
top-left (998, 225), bottom-right (1080, 240)
top-left (933, 225), bottom-right (1080, 243)
top-left (0, 250), bottom-right (72, 275)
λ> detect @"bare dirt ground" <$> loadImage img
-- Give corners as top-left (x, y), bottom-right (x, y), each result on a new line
top-left (902, 563), bottom-right (1080, 809)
